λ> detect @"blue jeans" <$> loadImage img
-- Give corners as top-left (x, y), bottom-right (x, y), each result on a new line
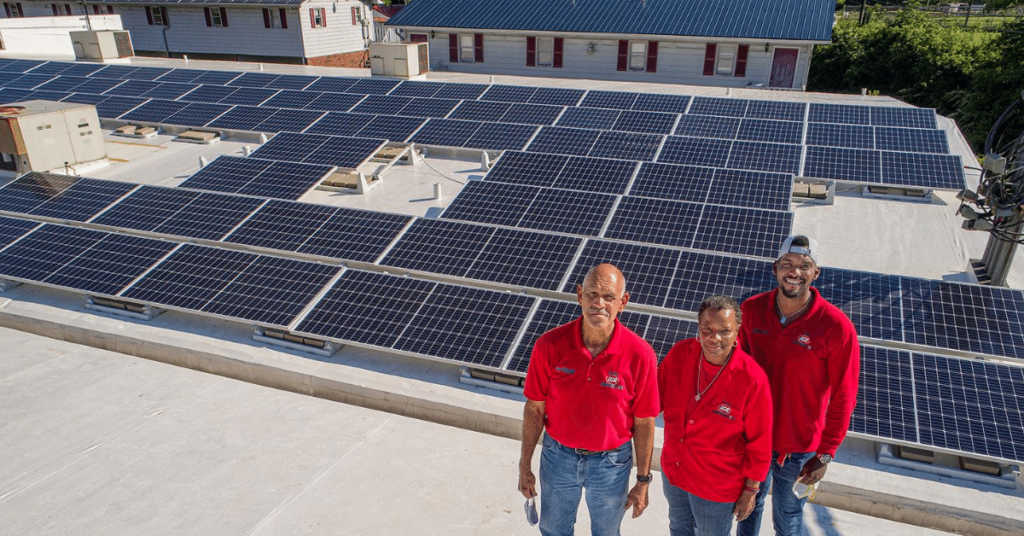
top-left (736, 451), bottom-right (815, 536)
top-left (538, 433), bottom-right (632, 536)
top-left (661, 472), bottom-right (734, 536)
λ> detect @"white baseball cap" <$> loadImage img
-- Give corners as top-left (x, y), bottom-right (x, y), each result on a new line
top-left (778, 235), bottom-right (819, 265)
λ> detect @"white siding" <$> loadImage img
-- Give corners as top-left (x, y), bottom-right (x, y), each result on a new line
top-left (119, 6), bottom-right (304, 58)
top-left (424, 33), bottom-right (814, 90)
top-left (299, 0), bottom-right (369, 58)
top-left (0, 14), bottom-right (122, 58)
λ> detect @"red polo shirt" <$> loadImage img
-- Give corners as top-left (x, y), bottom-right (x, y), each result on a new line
top-left (659, 338), bottom-right (772, 503)
top-left (739, 287), bottom-right (860, 457)
top-left (524, 317), bottom-right (659, 451)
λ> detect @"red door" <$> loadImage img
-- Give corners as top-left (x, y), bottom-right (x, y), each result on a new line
top-left (769, 48), bottom-right (798, 88)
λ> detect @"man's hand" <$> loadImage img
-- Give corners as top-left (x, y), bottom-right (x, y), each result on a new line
top-left (624, 482), bottom-right (649, 518)
top-left (798, 456), bottom-right (828, 485)
top-left (734, 489), bottom-right (756, 521)
top-left (518, 459), bottom-right (537, 499)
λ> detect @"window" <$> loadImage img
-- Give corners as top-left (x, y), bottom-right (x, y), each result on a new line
top-left (628, 41), bottom-right (646, 70)
top-left (449, 33), bottom-right (482, 63)
top-left (459, 34), bottom-right (474, 62)
top-left (309, 7), bottom-right (326, 28)
top-left (536, 37), bottom-right (553, 66)
top-left (92, 5), bottom-right (113, 14)
top-left (3, 2), bottom-right (24, 17)
top-left (263, 8), bottom-right (287, 29)
top-left (205, 7), bottom-right (227, 27)
top-left (715, 44), bottom-right (737, 75)
top-left (51, 3), bottom-right (72, 15)
top-left (145, 6), bottom-right (168, 26)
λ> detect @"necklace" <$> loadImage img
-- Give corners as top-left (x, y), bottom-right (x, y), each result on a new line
top-left (695, 350), bottom-right (731, 401)
top-left (777, 293), bottom-right (811, 325)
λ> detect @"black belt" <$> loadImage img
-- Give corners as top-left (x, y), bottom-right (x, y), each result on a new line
top-left (573, 447), bottom-right (611, 456)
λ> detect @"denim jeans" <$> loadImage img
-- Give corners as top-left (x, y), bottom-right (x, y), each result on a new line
top-left (538, 433), bottom-right (632, 536)
top-left (661, 472), bottom-right (734, 536)
top-left (735, 451), bottom-right (816, 536)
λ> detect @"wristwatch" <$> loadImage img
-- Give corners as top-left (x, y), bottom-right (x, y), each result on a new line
top-left (817, 453), bottom-right (833, 465)
top-left (636, 473), bottom-right (653, 483)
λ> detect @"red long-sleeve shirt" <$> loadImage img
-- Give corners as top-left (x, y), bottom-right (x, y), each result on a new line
top-left (659, 338), bottom-right (772, 503)
top-left (739, 287), bottom-right (860, 457)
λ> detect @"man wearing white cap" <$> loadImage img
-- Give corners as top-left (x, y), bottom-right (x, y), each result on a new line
top-left (735, 235), bottom-right (860, 536)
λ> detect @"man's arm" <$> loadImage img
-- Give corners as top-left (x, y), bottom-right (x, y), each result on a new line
top-left (624, 416), bottom-right (655, 518)
top-left (518, 399), bottom-right (545, 499)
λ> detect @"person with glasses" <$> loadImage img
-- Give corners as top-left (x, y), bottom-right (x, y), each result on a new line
top-left (518, 263), bottom-right (659, 536)
top-left (736, 235), bottom-right (861, 536)
top-left (658, 295), bottom-right (772, 536)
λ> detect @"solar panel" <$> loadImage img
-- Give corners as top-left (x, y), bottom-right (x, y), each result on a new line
top-left (303, 134), bottom-right (384, 168)
top-left (817, 268), bottom-right (904, 343)
top-left (266, 74), bottom-right (318, 90)
top-left (390, 80), bottom-right (442, 98)
top-left (557, 107), bottom-right (620, 130)
top-left (224, 199), bottom-right (337, 252)
top-left (303, 92), bottom-right (365, 112)
top-left (176, 84), bottom-right (237, 103)
top-left (726, 141), bottom-right (801, 174)
top-left (219, 87), bottom-right (277, 106)
top-left (61, 93), bottom-right (109, 106)
top-left (746, 100), bottom-right (806, 122)
top-left (914, 352), bottom-right (1024, 462)
top-left (25, 90), bottom-right (69, 102)
top-left (901, 279), bottom-right (1024, 360)
top-left (629, 162), bottom-right (715, 202)
top-left (5, 74), bottom-right (54, 90)
top-left (450, 100), bottom-right (511, 122)
top-left (467, 227), bottom-right (581, 290)
top-left (192, 71), bottom-right (242, 85)
top-left (806, 123), bottom-right (874, 149)
top-left (253, 109), bottom-right (325, 133)
top-left (529, 87), bottom-right (584, 106)
top-left (294, 208), bottom-right (411, 262)
top-left (157, 68), bottom-right (229, 84)
top-left (206, 105), bottom-right (277, 131)
top-left (201, 255), bottom-right (341, 327)
top-left (248, 132), bottom-right (328, 161)
top-left (562, 239), bottom-right (681, 307)
top-left (589, 131), bottom-right (662, 160)
top-left (28, 61), bottom-right (76, 75)
top-left (803, 146), bottom-right (882, 183)
top-left (579, 90), bottom-right (639, 110)
top-left (632, 94), bottom-right (691, 114)
top-left (118, 99), bottom-right (189, 122)
top-left (518, 188), bottom-right (616, 235)
top-left (305, 77), bottom-right (359, 93)
top-left (164, 102), bottom-right (231, 127)
top-left (851, 346), bottom-right (917, 443)
top-left (612, 110), bottom-right (677, 135)
top-left (500, 103), bottom-right (563, 126)
top-left (92, 186), bottom-right (264, 241)
top-left (480, 85), bottom-right (536, 103)
top-left (357, 115), bottom-right (426, 142)
top-left (657, 136), bottom-right (731, 167)
top-left (691, 204), bottom-right (793, 258)
top-left (870, 106), bottom-right (938, 129)
top-left (72, 77), bottom-right (124, 94)
top-left (737, 119), bottom-right (803, 145)
top-left (351, 95), bottom-right (412, 115)
top-left (294, 270), bottom-right (437, 346)
top-left (178, 156), bottom-right (332, 200)
top-left (435, 82), bottom-right (489, 100)
top-left (119, 244), bottom-right (258, 311)
top-left (393, 282), bottom-right (535, 368)
top-left (663, 250), bottom-right (774, 313)
top-left (463, 122), bottom-right (538, 151)
top-left (103, 79), bottom-right (160, 97)
top-left (346, 78), bottom-right (401, 95)
top-left (808, 103), bottom-right (870, 125)
top-left (0, 88), bottom-right (32, 102)
top-left (557, 156), bottom-right (637, 194)
top-left (262, 89), bottom-right (323, 109)
top-left (709, 169), bottom-right (793, 211)
top-left (440, 180), bottom-right (539, 227)
top-left (379, 218), bottom-right (491, 276)
top-left (122, 67), bottom-right (171, 81)
top-left (0, 173), bottom-right (137, 222)
top-left (141, 82), bottom-right (199, 100)
top-left (526, 126), bottom-right (600, 156)
top-left (408, 118), bottom-right (480, 147)
top-left (485, 151), bottom-right (566, 188)
top-left (604, 196), bottom-right (703, 248)
top-left (874, 127), bottom-right (950, 154)
top-left (0, 59), bottom-right (44, 73)
top-left (228, 72), bottom-right (279, 88)
top-left (880, 152), bottom-right (963, 190)
top-left (504, 299), bottom-right (580, 374)
top-left (0, 215), bottom-right (41, 249)
top-left (644, 315), bottom-right (700, 363)
top-left (398, 97), bottom-right (460, 118)
top-left (688, 97), bottom-right (748, 117)
top-left (34, 75), bottom-right (90, 92)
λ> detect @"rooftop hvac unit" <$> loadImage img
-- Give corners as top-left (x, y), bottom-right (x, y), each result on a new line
top-left (368, 42), bottom-right (428, 78)
top-left (0, 101), bottom-right (107, 174)
top-left (70, 30), bottom-right (134, 61)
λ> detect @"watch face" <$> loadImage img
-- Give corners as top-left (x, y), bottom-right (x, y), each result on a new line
top-left (819, 454), bottom-right (833, 464)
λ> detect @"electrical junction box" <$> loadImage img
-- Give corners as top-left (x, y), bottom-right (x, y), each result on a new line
top-left (0, 100), bottom-right (107, 174)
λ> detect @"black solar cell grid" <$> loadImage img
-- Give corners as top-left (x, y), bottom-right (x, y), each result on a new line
top-left (645, 315), bottom-right (700, 363)
top-left (556, 107), bottom-right (620, 130)
top-left (0, 59), bottom-right (44, 73)
top-left (42, 232), bottom-right (178, 296)
top-left (808, 103), bottom-right (870, 125)
top-left (726, 141), bottom-right (802, 175)
top-left (745, 100), bottom-right (806, 122)
top-left (398, 97), bottom-right (460, 118)
top-left (500, 103), bottom-right (564, 126)
top-left (0, 173), bottom-right (137, 222)
top-left (304, 112), bottom-right (372, 136)
top-left (357, 115), bottom-right (425, 141)
top-left (64, 94), bottom-right (109, 106)
top-left (817, 268), bottom-right (905, 343)
top-left (248, 131), bottom-right (330, 162)
top-left (95, 96), bottom-right (148, 118)
top-left (27, 61), bottom-right (76, 75)
top-left (806, 122), bottom-right (875, 149)
top-left (350, 95), bottom-right (412, 115)
top-left (465, 227), bottom-right (581, 290)
top-left (120, 244), bottom-right (259, 311)
top-left (870, 106), bottom-right (938, 129)
top-left (480, 85), bottom-right (536, 103)
top-left (122, 67), bottom-right (171, 81)
top-left (156, 69), bottom-right (212, 84)
top-left (688, 97), bottom-right (748, 117)
top-left (227, 72), bottom-right (279, 88)
top-left (265, 74), bottom-right (318, 90)
top-left (852, 346), bottom-right (918, 443)
top-left (691, 204), bottom-right (794, 259)
top-left (504, 299), bottom-right (580, 374)
top-left (224, 199), bottom-right (337, 252)
top-left (449, 100), bottom-right (511, 122)
top-left (463, 122), bottom-right (538, 151)
top-left (709, 169), bottom-right (793, 212)
top-left (380, 218), bottom-right (493, 277)
top-left (408, 118), bottom-right (480, 147)
top-left (632, 93), bottom-right (691, 114)
top-left (303, 92), bottom-right (365, 112)
top-left (6, 73), bottom-right (54, 90)
top-left (253, 109), bottom-right (326, 133)
top-left (176, 84), bottom-right (237, 103)
top-left (440, 180), bottom-right (539, 228)
top-left (262, 89), bottom-right (323, 109)
top-left (435, 82), bottom-right (489, 100)
top-left (305, 77), bottom-right (359, 93)
top-left (303, 135), bottom-right (384, 168)
top-left (657, 136), bottom-right (731, 167)
top-left (25, 90), bottom-right (69, 101)
top-left (390, 80), bottom-right (441, 98)
top-left (529, 87), bottom-right (585, 106)
top-left (178, 156), bottom-right (332, 200)
top-left (118, 99), bottom-right (189, 122)
top-left (92, 185), bottom-right (264, 241)
top-left (736, 119), bottom-right (804, 145)
top-left (219, 87), bottom-right (277, 106)
top-left (0, 88), bottom-right (31, 102)
top-left (0, 224), bottom-right (106, 284)
top-left (346, 78), bottom-right (401, 95)
top-left (486, 151), bottom-right (566, 188)
top-left (562, 239), bottom-right (681, 307)
top-left (612, 110), bottom-right (677, 135)
top-left (141, 82), bottom-right (199, 100)
top-left (874, 127), bottom-right (949, 154)
top-left (604, 196), bottom-right (704, 248)
top-left (556, 156), bottom-right (636, 195)
top-left (579, 90), bottom-right (639, 110)
top-left (589, 131), bottom-right (662, 161)
top-left (518, 188), bottom-right (617, 235)
top-left (0, 215), bottom-right (41, 250)
top-left (803, 146), bottom-right (882, 183)
top-left (629, 162), bottom-right (715, 202)
top-left (103, 79), bottom-right (160, 96)
top-left (206, 106), bottom-right (278, 131)
top-left (164, 102), bottom-right (231, 127)
top-left (294, 207), bottom-right (411, 262)
top-left (663, 250), bottom-right (774, 313)
top-left (33, 75), bottom-right (89, 92)
top-left (526, 126), bottom-right (600, 156)
top-left (880, 152), bottom-right (963, 190)
top-left (70, 77), bottom-right (124, 94)
top-left (192, 70), bottom-right (242, 85)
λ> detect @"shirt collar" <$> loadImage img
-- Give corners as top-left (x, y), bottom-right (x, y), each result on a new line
top-left (573, 316), bottom-right (624, 357)
top-left (770, 287), bottom-right (824, 322)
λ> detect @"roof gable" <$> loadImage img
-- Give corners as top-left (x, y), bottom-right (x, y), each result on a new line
top-left (386, 0), bottom-right (836, 42)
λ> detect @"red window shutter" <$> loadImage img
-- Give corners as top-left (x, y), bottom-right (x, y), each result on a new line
top-left (526, 36), bottom-right (536, 67)
top-left (703, 44), bottom-right (717, 76)
top-left (92, 5), bottom-right (98, 14)
top-left (617, 40), bottom-right (628, 71)
top-left (64, 3), bottom-right (70, 15)
top-left (321, 8), bottom-right (326, 27)
top-left (474, 33), bottom-right (483, 62)
top-left (646, 40), bottom-right (658, 73)
top-left (351, 6), bottom-right (356, 25)
top-left (449, 34), bottom-right (458, 62)
top-left (204, 7), bottom-right (212, 26)
top-left (220, 7), bottom-right (227, 27)
top-left (553, 37), bottom-right (563, 68)
top-left (309, 8), bottom-right (315, 27)
top-left (263, 8), bottom-right (270, 28)
top-left (51, 4), bottom-right (58, 16)
top-left (160, 7), bottom-right (167, 24)
top-left (15, 2), bottom-right (21, 16)
top-left (410, 34), bottom-right (427, 43)
top-left (735, 44), bottom-right (749, 77)
top-left (107, 5), bottom-right (113, 14)
top-left (145, 6), bottom-right (153, 25)
top-left (5, 3), bottom-right (12, 18)
top-left (279, 8), bottom-right (287, 28)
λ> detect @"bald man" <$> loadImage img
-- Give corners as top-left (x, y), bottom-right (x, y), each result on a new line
top-left (518, 264), bottom-right (659, 536)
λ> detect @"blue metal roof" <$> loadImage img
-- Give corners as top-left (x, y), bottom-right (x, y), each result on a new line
top-left (386, 0), bottom-right (835, 42)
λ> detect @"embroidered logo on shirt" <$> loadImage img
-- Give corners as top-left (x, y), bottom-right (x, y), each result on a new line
top-left (796, 334), bottom-right (813, 349)
top-left (600, 372), bottom-right (625, 390)
top-left (713, 402), bottom-right (735, 420)
top-left (554, 366), bottom-right (576, 375)
top-left (753, 328), bottom-right (770, 335)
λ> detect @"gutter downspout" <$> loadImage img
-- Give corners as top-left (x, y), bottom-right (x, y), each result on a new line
top-left (162, 16), bottom-right (171, 58)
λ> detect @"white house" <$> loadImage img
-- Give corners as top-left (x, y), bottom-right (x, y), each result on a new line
top-left (386, 0), bottom-right (836, 89)
top-left (1, 0), bottom-right (380, 66)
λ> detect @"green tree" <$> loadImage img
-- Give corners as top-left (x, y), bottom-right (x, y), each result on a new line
top-left (959, 17), bottom-right (1024, 149)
